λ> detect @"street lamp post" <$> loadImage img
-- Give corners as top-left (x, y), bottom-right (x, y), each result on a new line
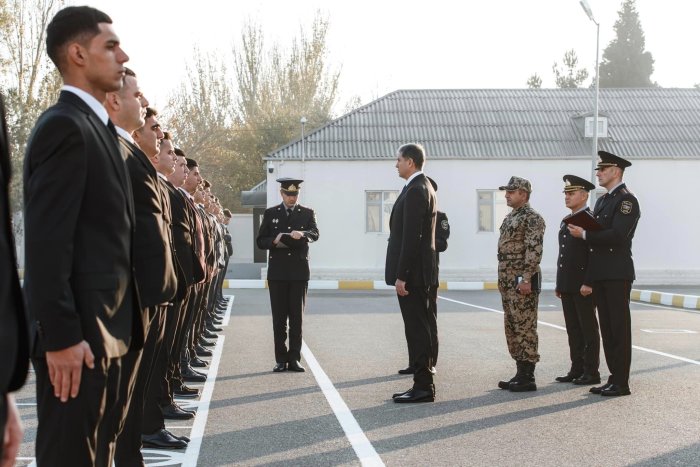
top-left (580, 0), bottom-right (600, 206)
top-left (300, 116), bottom-right (307, 181)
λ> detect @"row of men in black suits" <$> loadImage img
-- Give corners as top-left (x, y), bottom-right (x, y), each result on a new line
top-left (19, 6), bottom-right (233, 466)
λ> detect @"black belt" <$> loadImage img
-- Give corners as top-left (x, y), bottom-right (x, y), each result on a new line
top-left (498, 253), bottom-right (524, 261)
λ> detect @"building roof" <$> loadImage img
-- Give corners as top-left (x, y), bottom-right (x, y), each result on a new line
top-left (266, 88), bottom-right (700, 161)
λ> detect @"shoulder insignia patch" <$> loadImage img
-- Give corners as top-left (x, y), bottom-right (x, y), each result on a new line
top-left (620, 200), bottom-right (633, 215)
top-left (441, 219), bottom-right (449, 230)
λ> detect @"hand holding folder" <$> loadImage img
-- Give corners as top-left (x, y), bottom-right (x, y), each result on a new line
top-left (562, 210), bottom-right (602, 231)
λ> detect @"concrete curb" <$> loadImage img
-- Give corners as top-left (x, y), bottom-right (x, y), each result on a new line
top-left (222, 279), bottom-right (700, 311)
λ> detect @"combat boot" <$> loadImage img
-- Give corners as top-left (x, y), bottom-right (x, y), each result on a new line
top-left (498, 361), bottom-right (524, 389)
top-left (509, 362), bottom-right (537, 392)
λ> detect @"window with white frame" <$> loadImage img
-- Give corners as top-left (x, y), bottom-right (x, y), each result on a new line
top-left (477, 190), bottom-right (508, 232)
top-left (366, 190), bottom-right (399, 233)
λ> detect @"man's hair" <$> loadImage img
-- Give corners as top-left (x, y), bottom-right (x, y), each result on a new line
top-left (162, 131), bottom-right (172, 141)
top-left (174, 148), bottom-right (186, 157)
top-left (398, 143), bottom-right (425, 169)
top-left (46, 6), bottom-right (112, 72)
top-left (124, 67), bottom-right (136, 78)
top-left (186, 158), bottom-right (198, 169)
top-left (145, 107), bottom-right (158, 120)
top-left (202, 179), bottom-right (211, 189)
top-left (223, 209), bottom-right (232, 218)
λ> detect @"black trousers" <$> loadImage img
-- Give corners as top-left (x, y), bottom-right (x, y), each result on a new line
top-left (0, 393), bottom-right (7, 462)
top-left (114, 305), bottom-right (167, 465)
top-left (561, 292), bottom-right (600, 375)
top-left (34, 355), bottom-right (124, 467)
top-left (268, 280), bottom-right (307, 363)
top-left (593, 280), bottom-right (632, 387)
top-left (167, 288), bottom-right (192, 393)
top-left (398, 285), bottom-right (435, 391)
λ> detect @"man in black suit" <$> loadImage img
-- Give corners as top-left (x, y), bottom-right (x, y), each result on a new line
top-left (568, 151), bottom-right (640, 397)
top-left (256, 178), bottom-right (319, 372)
top-left (1, 94), bottom-right (30, 467)
top-left (386, 143), bottom-right (438, 403)
top-left (555, 175), bottom-right (600, 386)
top-left (105, 74), bottom-right (185, 461)
top-left (23, 6), bottom-right (143, 465)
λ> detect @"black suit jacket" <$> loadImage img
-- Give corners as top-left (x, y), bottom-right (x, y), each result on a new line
top-left (256, 203), bottom-right (319, 281)
top-left (0, 94), bottom-right (29, 395)
top-left (556, 208), bottom-right (592, 293)
top-left (120, 137), bottom-right (177, 307)
top-left (23, 91), bottom-right (143, 358)
top-left (385, 173), bottom-right (438, 287)
top-left (586, 183), bottom-right (640, 281)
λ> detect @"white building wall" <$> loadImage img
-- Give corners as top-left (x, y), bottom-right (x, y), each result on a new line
top-left (265, 158), bottom-right (700, 284)
top-left (230, 214), bottom-right (253, 263)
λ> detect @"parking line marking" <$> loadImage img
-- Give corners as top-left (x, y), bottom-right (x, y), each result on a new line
top-left (302, 340), bottom-right (385, 467)
top-left (438, 295), bottom-right (700, 366)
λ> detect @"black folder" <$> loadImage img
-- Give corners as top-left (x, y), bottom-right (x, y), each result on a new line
top-left (563, 210), bottom-right (602, 231)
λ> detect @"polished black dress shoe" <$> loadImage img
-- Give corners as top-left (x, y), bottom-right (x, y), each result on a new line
top-left (203, 330), bottom-right (218, 339)
top-left (288, 360), bottom-right (306, 372)
top-left (392, 388), bottom-right (411, 399)
top-left (398, 366), bottom-right (416, 375)
top-left (590, 383), bottom-right (613, 394)
top-left (601, 384), bottom-right (631, 397)
top-left (555, 372), bottom-right (582, 383)
top-left (161, 403), bottom-right (195, 420)
top-left (573, 374), bottom-right (601, 385)
top-left (273, 362), bottom-right (287, 372)
top-left (142, 429), bottom-right (187, 449)
top-left (199, 338), bottom-right (215, 347)
top-left (164, 429), bottom-right (190, 443)
top-left (181, 365), bottom-right (207, 382)
top-left (393, 387), bottom-right (434, 403)
top-left (173, 385), bottom-right (200, 399)
top-left (195, 345), bottom-right (213, 357)
top-left (190, 356), bottom-right (208, 368)
top-left (207, 324), bottom-right (223, 333)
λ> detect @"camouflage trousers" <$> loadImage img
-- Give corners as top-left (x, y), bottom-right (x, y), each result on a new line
top-left (500, 287), bottom-right (540, 363)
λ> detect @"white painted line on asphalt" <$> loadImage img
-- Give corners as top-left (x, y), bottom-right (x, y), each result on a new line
top-left (301, 340), bottom-right (385, 467)
top-left (16, 403), bottom-right (36, 406)
top-left (633, 300), bottom-right (700, 314)
top-left (180, 334), bottom-right (226, 467)
top-left (222, 294), bottom-right (234, 327)
top-left (641, 329), bottom-right (697, 334)
top-left (439, 296), bottom-right (700, 366)
top-left (438, 296), bottom-right (567, 331)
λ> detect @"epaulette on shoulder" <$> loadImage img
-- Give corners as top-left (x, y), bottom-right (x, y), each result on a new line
top-left (620, 187), bottom-right (635, 196)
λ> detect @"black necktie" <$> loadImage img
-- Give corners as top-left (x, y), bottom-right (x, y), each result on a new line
top-left (286, 208), bottom-right (292, 217)
top-left (107, 119), bottom-right (118, 140)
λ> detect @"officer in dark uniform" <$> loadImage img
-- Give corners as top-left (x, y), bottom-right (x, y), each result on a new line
top-left (555, 175), bottom-right (600, 386)
top-left (568, 151), bottom-right (640, 397)
top-left (256, 178), bottom-right (319, 372)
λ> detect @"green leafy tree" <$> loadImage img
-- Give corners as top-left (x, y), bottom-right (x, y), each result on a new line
top-left (526, 73), bottom-right (542, 89)
top-left (599, 0), bottom-right (655, 87)
top-left (552, 49), bottom-right (589, 88)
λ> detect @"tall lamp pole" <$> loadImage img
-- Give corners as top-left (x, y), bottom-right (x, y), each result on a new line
top-left (300, 116), bottom-right (307, 181)
top-left (580, 0), bottom-right (600, 206)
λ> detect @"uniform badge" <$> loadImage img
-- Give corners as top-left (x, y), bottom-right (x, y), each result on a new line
top-left (272, 218), bottom-right (279, 224)
top-left (441, 219), bottom-right (449, 230)
top-left (620, 200), bottom-right (633, 215)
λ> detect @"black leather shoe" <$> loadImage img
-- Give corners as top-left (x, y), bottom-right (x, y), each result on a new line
top-left (288, 360), bottom-right (306, 372)
top-left (199, 338), bottom-right (215, 347)
top-left (273, 362), bottom-right (287, 372)
top-left (393, 387), bottom-right (435, 403)
top-left (392, 389), bottom-right (411, 399)
top-left (142, 429), bottom-right (187, 449)
top-left (590, 383), bottom-right (613, 394)
top-left (195, 345), bottom-right (213, 357)
top-left (161, 403), bottom-right (195, 420)
top-left (203, 330), bottom-right (218, 339)
top-left (555, 372), bottom-right (582, 383)
top-left (164, 429), bottom-right (190, 443)
top-left (398, 366), bottom-right (416, 375)
top-left (601, 384), bottom-right (631, 397)
top-left (190, 356), bottom-right (208, 368)
top-left (181, 365), bottom-right (207, 382)
top-left (207, 324), bottom-right (223, 333)
top-left (173, 385), bottom-right (200, 398)
top-left (573, 374), bottom-right (601, 385)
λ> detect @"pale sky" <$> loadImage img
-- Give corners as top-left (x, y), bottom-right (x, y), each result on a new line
top-left (71, 0), bottom-right (700, 115)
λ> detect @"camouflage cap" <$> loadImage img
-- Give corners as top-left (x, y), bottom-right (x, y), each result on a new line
top-left (499, 176), bottom-right (532, 193)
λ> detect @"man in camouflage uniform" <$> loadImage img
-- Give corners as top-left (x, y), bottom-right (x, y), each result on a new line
top-left (496, 176), bottom-right (546, 392)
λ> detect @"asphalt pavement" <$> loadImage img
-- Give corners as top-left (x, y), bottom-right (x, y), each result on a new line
top-left (13, 289), bottom-right (700, 466)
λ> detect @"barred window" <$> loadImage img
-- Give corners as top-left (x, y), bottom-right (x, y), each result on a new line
top-left (477, 190), bottom-right (508, 232)
top-left (366, 191), bottom-right (399, 233)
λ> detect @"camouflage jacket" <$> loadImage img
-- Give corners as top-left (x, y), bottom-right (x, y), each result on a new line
top-left (497, 203), bottom-right (546, 284)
